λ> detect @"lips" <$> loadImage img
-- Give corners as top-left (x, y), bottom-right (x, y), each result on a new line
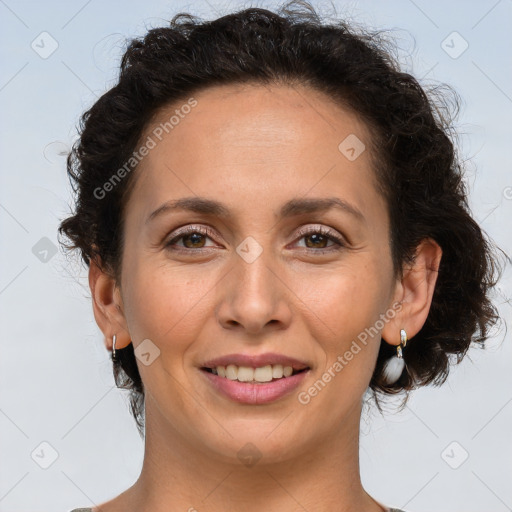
top-left (200, 366), bottom-right (310, 404)
top-left (198, 352), bottom-right (312, 404)
top-left (201, 352), bottom-right (310, 371)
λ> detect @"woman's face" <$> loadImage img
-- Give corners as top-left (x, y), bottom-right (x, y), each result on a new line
top-left (115, 83), bottom-right (400, 462)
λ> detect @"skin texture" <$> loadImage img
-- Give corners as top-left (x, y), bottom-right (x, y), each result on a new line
top-left (88, 83), bottom-right (442, 512)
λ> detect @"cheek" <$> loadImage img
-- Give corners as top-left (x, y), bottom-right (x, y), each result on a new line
top-left (296, 262), bottom-right (387, 382)
top-left (122, 259), bottom-right (219, 347)
top-left (291, 263), bottom-right (388, 429)
top-left (298, 261), bottom-right (386, 335)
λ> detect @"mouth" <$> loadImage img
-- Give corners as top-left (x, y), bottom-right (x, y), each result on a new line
top-left (200, 365), bottom-right (309, 383)
top-left (199, 364), bottom-right (311, 404)
top-left (198, 353), bottom-right (312, 403)
top-left (200, 352), bottom-right (311, 381)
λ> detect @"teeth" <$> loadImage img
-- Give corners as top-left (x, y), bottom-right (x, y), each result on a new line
top-left (254, 365), bottom-right (273, 382)
top-left (272, 365), bottom-right (283, 379)
top-left (225, 364), bottom-right (238, 380)
top-left (213, 364), bottom-right (298, 383)
top-left (237, 366), bottom-right (255, 382)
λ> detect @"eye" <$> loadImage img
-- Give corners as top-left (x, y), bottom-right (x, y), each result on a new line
top-left (164, 225), bottom-right (347, 254)
top-left (293, 225), bottom-right (346, 253)
top-left (165, 225), bottom-right (218, 252)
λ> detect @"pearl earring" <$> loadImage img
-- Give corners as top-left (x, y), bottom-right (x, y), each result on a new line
top-left (382, 329), bottom-right (407, 385)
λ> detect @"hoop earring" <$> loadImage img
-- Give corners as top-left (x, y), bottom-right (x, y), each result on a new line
top-left (112, 334), bottom-right (118, 362)
top-left (382, 329), bottom-right (407, 385)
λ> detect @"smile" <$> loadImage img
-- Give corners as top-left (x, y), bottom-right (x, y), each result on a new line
top-left (200, 365), bottom-right (310, 404)
top-left (203, 363), bottom-right (306, 382)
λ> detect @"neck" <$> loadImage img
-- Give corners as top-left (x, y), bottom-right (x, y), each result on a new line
top-left (113, 396), bottom-right (386, 512)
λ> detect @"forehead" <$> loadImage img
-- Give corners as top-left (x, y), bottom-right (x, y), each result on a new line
top-left (127, 82), bottom-right (382, 225)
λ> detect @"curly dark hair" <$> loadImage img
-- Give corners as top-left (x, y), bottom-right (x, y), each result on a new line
top-left (58, 0), bottom-right (505, 438)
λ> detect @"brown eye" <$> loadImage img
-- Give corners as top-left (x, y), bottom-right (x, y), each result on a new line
top-left (165, 226), bottom-right (217, 252)
top-left (181, 232), bottom-right (207, 248)
top-left (294, 226), bottom-right (346, 253)
top-left (303, 232), bottom-right (330, 249)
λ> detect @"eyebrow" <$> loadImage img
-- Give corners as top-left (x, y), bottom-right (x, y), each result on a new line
top-left (145, 196), bottom-right (366, 225)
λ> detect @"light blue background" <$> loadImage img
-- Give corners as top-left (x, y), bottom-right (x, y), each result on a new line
top-left (0, 1), bottom-right (511, 511)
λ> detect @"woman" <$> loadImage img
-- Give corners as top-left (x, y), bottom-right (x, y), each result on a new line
top-left (59, 1), bottom-right (502, 511)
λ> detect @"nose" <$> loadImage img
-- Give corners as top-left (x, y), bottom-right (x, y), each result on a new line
top-left (215, 246), bottom-right (293, 336)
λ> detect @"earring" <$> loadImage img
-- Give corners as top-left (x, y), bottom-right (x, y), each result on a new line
top-left (112, 334), bottom-right (118, 362)
top-left (382, 329), bottom-right (407, 385)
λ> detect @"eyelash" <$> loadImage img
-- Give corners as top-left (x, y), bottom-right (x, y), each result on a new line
top-left (165, 225), bottom-right (346, 254)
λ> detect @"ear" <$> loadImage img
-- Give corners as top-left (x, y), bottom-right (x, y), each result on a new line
top-left (88, 254), bottom-right (131, 353)
top-left (382, 238), bottom-right (442, 346)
